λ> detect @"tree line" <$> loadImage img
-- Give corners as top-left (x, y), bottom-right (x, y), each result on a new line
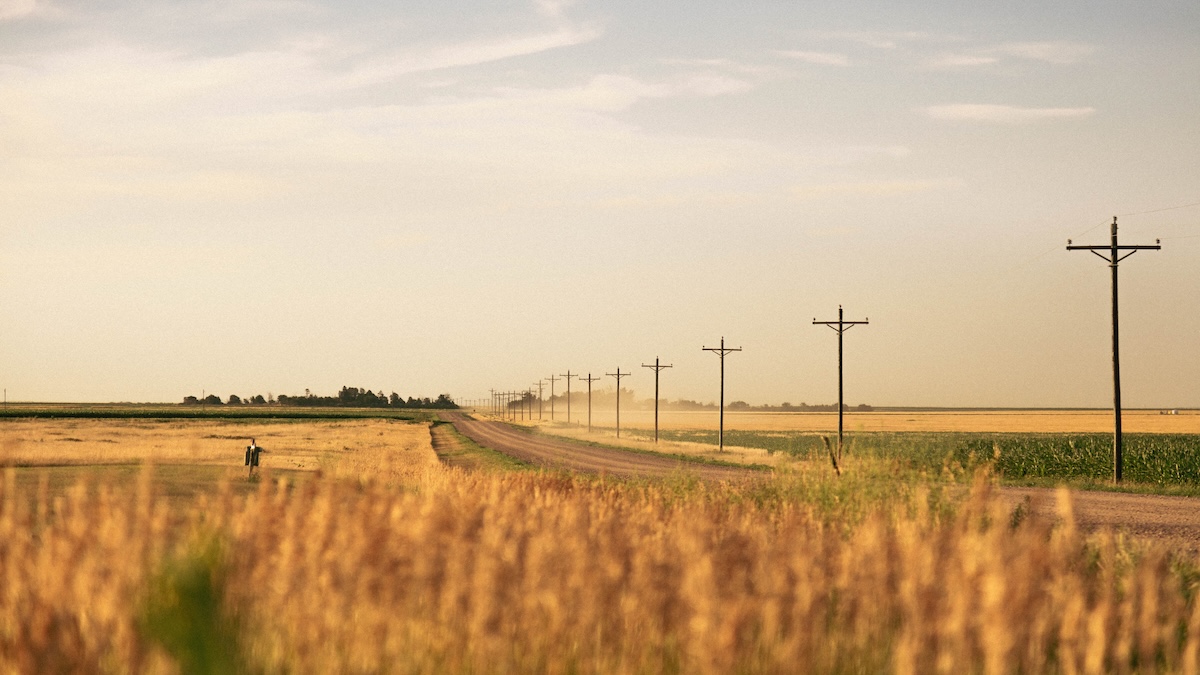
top-left (182, 387), bottom-right (458, 409)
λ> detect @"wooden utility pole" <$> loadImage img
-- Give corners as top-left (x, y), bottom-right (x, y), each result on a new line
top-left (606, 368), bottom-right (630, 438)
top-left (814, 305), bottom-right (869, 462)
top-left (534, 380), bottom-right (545, 420)
top-left (581, 373), bottom-right (601, 432)
top-left (546, 374), bottom-right (560, 421)
top-left (1068, 217), bottom-right (1161, 483)
top-left (561, 371), bottom-right (577, 425)
top-left (641, 357), bottom-right (673, 442)
top-left (702, 337), bottom-right (742, 452)
top-left (489, 388), bottom-right (496, 416)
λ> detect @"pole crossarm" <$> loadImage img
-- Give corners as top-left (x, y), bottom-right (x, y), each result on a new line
top-left (1066, 216), bottom-right (1162, 484)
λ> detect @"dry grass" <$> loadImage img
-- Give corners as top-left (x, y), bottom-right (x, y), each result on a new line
top-left (503, 408), bottom-right (1200, 434)
top-left (3, 418), bottom-right (1200, 672)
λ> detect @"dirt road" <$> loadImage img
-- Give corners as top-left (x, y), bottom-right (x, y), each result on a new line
top-left (1001, 487), bottom-right (1200, 551)
top-left (442, 412), bottom-right (757, 481)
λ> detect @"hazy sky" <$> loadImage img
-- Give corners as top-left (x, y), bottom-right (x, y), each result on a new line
top-left (2, 0), bottom-right (1198, 407)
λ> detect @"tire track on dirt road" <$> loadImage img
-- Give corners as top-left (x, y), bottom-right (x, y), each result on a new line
top-left (441, 412), bottom-right (759, 481)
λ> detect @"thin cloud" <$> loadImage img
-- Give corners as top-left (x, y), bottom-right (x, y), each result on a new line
top-left (824, 30), bottom-right (945, 49)
top-left (344, 23), bottom-right (602, 86)
top-left (0, 0), bottom-right (36, 21)
top-left (994, 41), bottom-right (1095, 64)
top-left (791, 179), bottom-right (959, 200)
top-left (775, 50), bottom-right (850, 66)
top-left (924, 104), bottom-right (1096, 123)
top-left (925, 54), bottom-right (999, 69)
top-left (533, 0), bottom-right (574, 19)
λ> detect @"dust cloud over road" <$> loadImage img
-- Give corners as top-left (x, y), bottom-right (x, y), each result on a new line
top-left (442, 412), bottom-right (757, 481)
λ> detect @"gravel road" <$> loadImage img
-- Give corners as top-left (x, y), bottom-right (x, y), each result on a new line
top-left (442, 412), bottom-right (757, 481)
top-left (1000, 487), bottom-right (1200, 551)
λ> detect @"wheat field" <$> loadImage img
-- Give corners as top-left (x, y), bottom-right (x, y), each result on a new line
top-left (1, 417), bottom-right (1199, 672)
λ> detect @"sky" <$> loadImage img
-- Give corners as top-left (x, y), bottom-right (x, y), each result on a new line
top-left (1, 0), bottom-right (1198, 407)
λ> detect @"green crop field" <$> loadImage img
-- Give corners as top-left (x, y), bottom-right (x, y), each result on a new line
top-left (621, 428), bottom-right (1200, 490)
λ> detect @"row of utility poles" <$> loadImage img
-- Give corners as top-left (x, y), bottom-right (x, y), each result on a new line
top-left (481, 310), bottom-right (870, 454)
top-left (466, 217), bottom-right (1159, 484)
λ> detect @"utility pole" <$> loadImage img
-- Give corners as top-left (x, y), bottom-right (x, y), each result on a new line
top-left (546, 374), bottom-right (560, 421)
top-left (489, 388), bottom-right (496, 416)
top-left (581, 373), bottom-right (601, 432)
top-left (1068, 217), bottom-right (1161, 483)
top-left (561, 371), bottom-right (577, 425)
top-left (813, 305), bottom-right (869, 463)
top-left (606, 368), bottom-right (630, 438)
top-left (702, 337), bottom-right (742, 452)
top-left (535, 380), bottom-right (545, 420)
top-left (641, 357), bottom-right (673, 443)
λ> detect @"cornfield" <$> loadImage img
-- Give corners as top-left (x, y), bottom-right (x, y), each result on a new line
top-left (1, 437), bottom-right (1199, 672)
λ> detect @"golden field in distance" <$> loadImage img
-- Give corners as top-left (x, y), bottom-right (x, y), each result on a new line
top-left (489, 408), bottom-right (1200, 434)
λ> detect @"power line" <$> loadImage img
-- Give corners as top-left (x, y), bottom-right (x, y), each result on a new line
top-left (641, 357), bottom-right (673, 443)
top-left (1066, 216), bottom-right (1161, 483)
top-left (813, 305), bottom-right (869, 463)
top-left (702, 337), bottom-right (742, 452)
top-left (1118, 200), bottom-right (1200, 217)
top-left (606, 368), bottom-right (630, 438)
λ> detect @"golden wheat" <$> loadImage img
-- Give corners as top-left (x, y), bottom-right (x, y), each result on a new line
top-left (0, 419), bottom-right (1197, 672)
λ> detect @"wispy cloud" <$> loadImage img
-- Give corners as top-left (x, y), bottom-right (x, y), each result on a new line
top-left (343, 23), bottom-right (602, 86)
top-left (925, 53), bottom-right (1000, 69)
top-left (924, 104), bottom-right (1096, 123)
top-left (791, 179), bottom-right (959, 200)
top-left (533, 0), bottom-right (574, 19)
top-left (775, 50), bottom-right (850, 66)
top-left (0, 0), bottom-right (36, 21)
top-left (925, 40), bottom-right (1095, 69)
top-left (994, 41), bottom-right (1095, 64)
top-left (824, 30), bottom-right (947, 49)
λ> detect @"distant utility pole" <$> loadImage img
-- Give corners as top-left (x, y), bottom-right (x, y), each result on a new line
top-left (561, 371), bottom-right (577, 425)
top-left (642, 358), bottom-right (672, 443)
top-left (546, 374), bottom-right (560, 421)
top-left (581, 373), bottom-right (601, 432)
top-left (1068, 217), bottom-right (1161, 483)
top-left (702, 337), bottom-right (742, 452)
top-left (813, 305), bottom-right (868, 463)
top-left (535, 380), bottom-right (545, 420)
top-left (489, 388), bottom-right (496, 416)
top-left (606, 368), bottom-right (630, 438)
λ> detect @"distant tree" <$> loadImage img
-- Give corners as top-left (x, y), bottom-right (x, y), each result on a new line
top-left (203, 394), bottom-right (223, 405)
top-left (727, 400), bottom-right (750, 411)
top-left (182, 395), bottom-right (199, 405)
top-left (228, 394), bottom-right (242, 405)
top-left (251, 394), bottom-right (266, 405)
top-left (389, 392), bottom-right (403, 407)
